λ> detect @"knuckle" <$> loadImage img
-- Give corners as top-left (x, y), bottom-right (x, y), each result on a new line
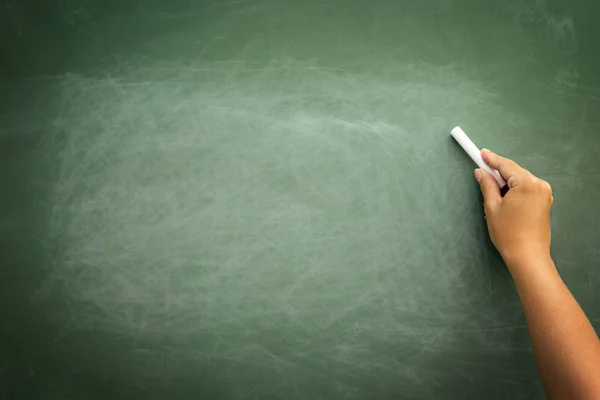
top-left (537, 179), bottom-right (552, 194)
top-left (515, 168), bottom-right (533, 183)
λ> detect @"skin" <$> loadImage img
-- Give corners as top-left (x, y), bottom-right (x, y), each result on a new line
top-left (475, 149), bottom-right (600, 400)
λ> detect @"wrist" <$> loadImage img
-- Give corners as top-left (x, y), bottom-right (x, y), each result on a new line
top-left (501, 247), bottom-right (553, 272)
top-left (503, 252), bottom-right (559, 293)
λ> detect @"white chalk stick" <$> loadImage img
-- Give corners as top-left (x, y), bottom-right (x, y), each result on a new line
top-left (450, 126), bottom-right (507, 188)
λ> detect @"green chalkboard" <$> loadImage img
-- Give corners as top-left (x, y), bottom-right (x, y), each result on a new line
top-left (1, 0), bottom-right (600, 399)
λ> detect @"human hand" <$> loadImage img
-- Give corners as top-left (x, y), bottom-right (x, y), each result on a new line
top-left (474, 149), bottom-right (553, 267)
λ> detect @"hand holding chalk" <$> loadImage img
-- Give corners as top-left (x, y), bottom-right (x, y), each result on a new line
top-left (473, 149), bottom-right (553, 265)
top-left (450, 126), bottom-right (507, 188)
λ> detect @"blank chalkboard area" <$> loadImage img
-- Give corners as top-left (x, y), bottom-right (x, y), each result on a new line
top-left (1, 0), bottom-right (600, 399)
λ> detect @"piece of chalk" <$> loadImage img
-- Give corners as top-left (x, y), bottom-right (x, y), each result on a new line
top-left (450, 126), bottom-right (507, 188)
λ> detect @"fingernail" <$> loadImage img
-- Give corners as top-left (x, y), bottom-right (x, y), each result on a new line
top-left (481, 148), bottom-right (491, 154)
top-left (474, 169), bottom-right (482, 182)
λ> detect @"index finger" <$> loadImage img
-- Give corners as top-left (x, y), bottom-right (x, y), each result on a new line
top-left (481, 149), bottom-right (523, 184)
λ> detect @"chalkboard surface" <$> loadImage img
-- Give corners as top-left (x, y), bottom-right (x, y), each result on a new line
top-left (1, 0), bottom-right (600, 399)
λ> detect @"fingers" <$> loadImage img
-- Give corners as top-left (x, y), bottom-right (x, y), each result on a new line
top-left (481, 149), bottom-right (522, 184)
top-left (475, 169), bottom-right (501, 210)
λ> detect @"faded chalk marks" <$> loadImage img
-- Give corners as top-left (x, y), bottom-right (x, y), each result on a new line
top-left (1, 0), bottom-right (599, 399)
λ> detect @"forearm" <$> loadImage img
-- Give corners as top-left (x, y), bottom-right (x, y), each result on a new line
top-left (507, 255), bottom-right (600, 400)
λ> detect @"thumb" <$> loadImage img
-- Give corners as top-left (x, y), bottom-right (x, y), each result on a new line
top-left (475, 169), bottom-right (501, 209)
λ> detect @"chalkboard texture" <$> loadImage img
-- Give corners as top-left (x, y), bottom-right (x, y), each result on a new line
top-left (1, 0), bottom-right (600, 399)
